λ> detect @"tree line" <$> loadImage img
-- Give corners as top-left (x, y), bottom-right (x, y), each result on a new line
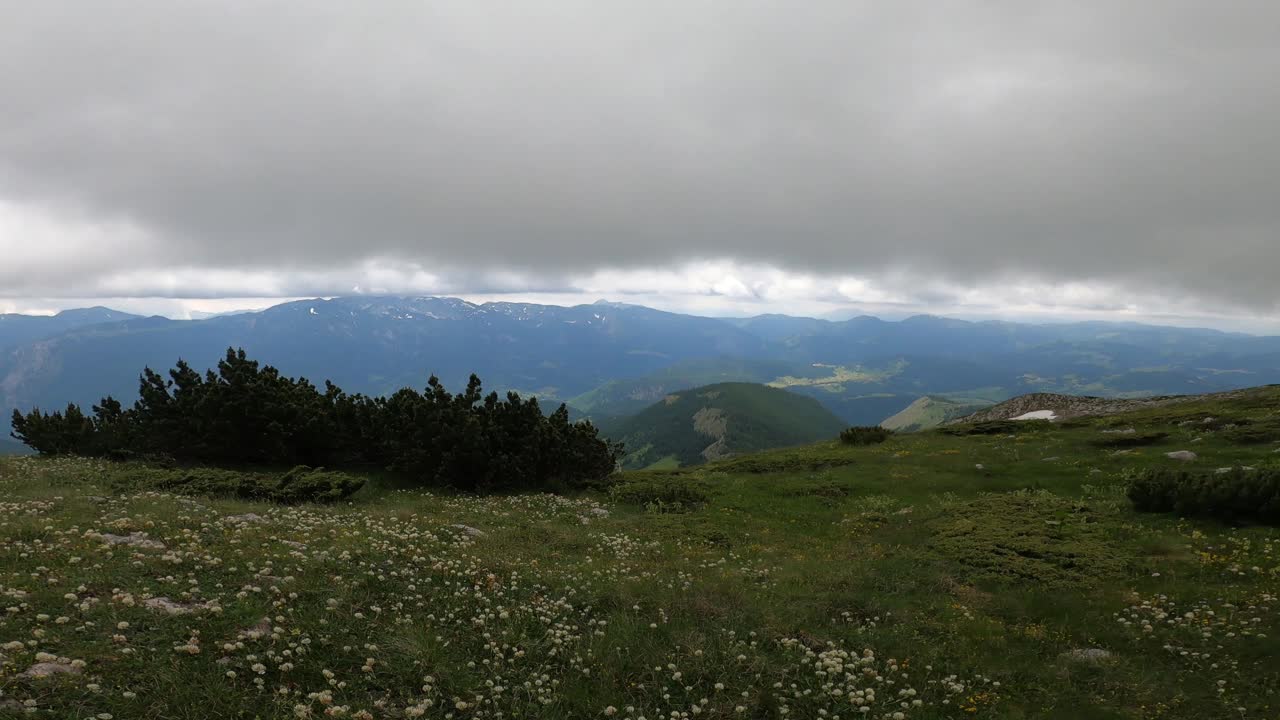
top-left (10, 348), bottom-right (621, 492)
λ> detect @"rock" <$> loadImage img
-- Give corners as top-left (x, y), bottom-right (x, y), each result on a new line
top-left (1101, 428), bottom-right (1136, 435)
top-left (451, 524), bottom-right (486, 538)
top-left (587, 507), bottom-right (610, 518)
top-left (143, 597), bottom-right (204, 615)
top-left (1112, 449), bottom-right (1134, 456)
top-left (96, 532), bottom-right (165, 550)
top-left (1089, 469), bottom-right (1104, 475)
top-left (240, 617), bottom-right (273, 639)
top-left (1165, 451), bottom-right (1198, 462)
top-left (224, 513), bottom-right (267, 524)
top-left (86, 495), bottom-right (110, 503)
top-left (281, 540), bottom-right (307, 549)
top-left (1063, 648), bottom-right (1112, 663)
top-left (1042, 456), bottom-right (1060, 462)
top-left (974, 463), bottom-right (985, 471)
top-left (1191, 437), bottom-right (1203, 443)
top-left (1202, 417), bottom-right (1217, 425)
top-left (1215, 467), bottom-right (1233, 474)
top-left (22, 661), bottom-right (81, 678)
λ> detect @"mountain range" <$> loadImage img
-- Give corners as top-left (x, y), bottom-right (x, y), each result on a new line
top-left (5, 296), bottom-right (1280, 449)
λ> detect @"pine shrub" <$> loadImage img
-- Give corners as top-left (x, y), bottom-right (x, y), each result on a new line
top-left (839, 425), bottom-right (894, 445)
top-left (1128, 467), bottom-right (1280, 524)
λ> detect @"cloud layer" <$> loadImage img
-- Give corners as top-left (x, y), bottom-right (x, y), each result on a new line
top-left (1, 2), bottom-right (1278, 319)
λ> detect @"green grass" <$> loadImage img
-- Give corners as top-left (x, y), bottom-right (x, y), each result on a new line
top-left (2, 386), bottom-right (1279, 718)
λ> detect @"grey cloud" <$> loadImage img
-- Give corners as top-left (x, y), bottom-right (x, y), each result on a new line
top-left (0, 1), bottom-right (1278, 310)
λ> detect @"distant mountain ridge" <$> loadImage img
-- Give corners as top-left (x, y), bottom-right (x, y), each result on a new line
top-left (4, 296), bottom-right (1280, 437)
top-left (0, 307), bottom-right (143, 351)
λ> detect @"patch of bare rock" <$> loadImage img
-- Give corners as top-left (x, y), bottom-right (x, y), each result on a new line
top-left (93, 532), bottom-right (165, 550)
top-left (21, 660), bottom-right (82, 678)
top-left (143, 597), bottom-right (208, 615)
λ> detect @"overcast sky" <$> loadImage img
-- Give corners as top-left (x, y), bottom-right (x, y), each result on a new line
top-left (1, 2), bottom-right (1278, 330)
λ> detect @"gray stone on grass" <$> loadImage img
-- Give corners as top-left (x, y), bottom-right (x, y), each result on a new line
top-left (451, 524), bottom-right (486, 538)
top-left (22, 661), bottom-right (81, 678)
top-left (143, 597), bottom-right (204, 615)
top-left (224, 513), bottom-right (267, 524)
top-left (240, 617), bottom-right (274, 640)
top-left (96, 532), bottom-right (165, 550)
top-left (1165, 450), bottom-right (1198, 462)
top-left (1063, 648), bottom-right (1112, 663)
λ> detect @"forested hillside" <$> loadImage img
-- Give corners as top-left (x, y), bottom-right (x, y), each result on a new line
top-left (604, 382), bottom-right (847, 468)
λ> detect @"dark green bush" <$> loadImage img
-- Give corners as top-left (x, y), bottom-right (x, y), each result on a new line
top-left (1221, 419), bottom-right (1280, 445)
top-left (839, 426), bottom-right (894, 445)
top-left (938, 419), bottom-right (1053, 436)
top-left (1128, 467), bottom-right (1280, 524)
top-left (609, 474), bottom-right (711, 512)
top-left (11, 347), bottom-right (620, 493)
top-left (115, 464), bottom-right (366, 504)
top-left (1089, 432), bottom-right (1169, 449)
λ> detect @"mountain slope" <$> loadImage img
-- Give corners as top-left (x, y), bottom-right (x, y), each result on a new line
top-left (948, 387), bottom-right (1270, 424)
top-left (881, 395), bottom-right (994, 431)
top-left (604, 382), bottom-right (847, 469)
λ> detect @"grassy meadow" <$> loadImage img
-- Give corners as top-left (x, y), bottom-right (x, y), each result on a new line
top-left (2, 388), bottom-right (1279, 718)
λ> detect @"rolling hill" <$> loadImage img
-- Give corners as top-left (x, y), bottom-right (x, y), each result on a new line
top-left (602, 382), bottom-right (847, 469)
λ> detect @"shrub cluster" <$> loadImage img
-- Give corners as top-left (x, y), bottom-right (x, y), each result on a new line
top-left (608, 473), bottom-right (711, 512)
top-left (839, 425), bottom-right (894, 445)
top-left (1221, 419), bottom-right (1280, 445)
top-left (938, 419), bottom-right (1054, 436)
top-left (11, 348), bottom-right (621, 493)
top-left (111, 464), bottom-right (366, 504)
top-left (1128, 467), bottom-right (1280, 525)
top-left (1089, 431), bottom-right (1169, 449)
